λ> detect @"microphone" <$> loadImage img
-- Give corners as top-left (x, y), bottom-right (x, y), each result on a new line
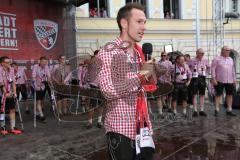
top-left (142, 43), bottom-right (153, 61)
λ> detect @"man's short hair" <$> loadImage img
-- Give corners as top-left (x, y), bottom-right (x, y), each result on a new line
top-left (117, 3), bottom-right (145, 32)
top-left (94, 50), bottom-right (100, 56)
top-left (40, 56), bottom-right (48, 61)
top-left (184, 54), bottom-right (190, 58)
top-left (59, 55), bottom-right (65, 59)
top-left (0, 56), bottom-right (10, 63)
top-left (176, 55), bottom-right (184, 60)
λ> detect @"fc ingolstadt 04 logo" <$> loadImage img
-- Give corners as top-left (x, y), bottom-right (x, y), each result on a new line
top-left (34, 19), bottom-right (58, 50)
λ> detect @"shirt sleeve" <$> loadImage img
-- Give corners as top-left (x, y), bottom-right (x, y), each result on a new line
top-left (10, 68), bottom-right (16, 83)
top-left (96, 50), bottom-right (141, 101)
top-left (46, 66), bottom-right (51, 80)
top-left (186, 64), bottom-right (192, 79)
top-left (24, 70), bottom-right (28, 82)
top-left (232, 59), bottom-right (237, 81)
top-left (0, 68), bottom-right (3, 85)
top-left (32, 65), bottom-right (37, 80)
top-left (205, 59), bottom-right (211, 74)
top-left (211, 58), bottom-right (217, 79)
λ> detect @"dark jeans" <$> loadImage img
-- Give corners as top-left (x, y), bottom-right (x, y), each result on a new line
top-left (106, 132), bottom-right (136, 160)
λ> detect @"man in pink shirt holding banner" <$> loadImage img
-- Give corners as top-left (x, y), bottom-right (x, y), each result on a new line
top-left (211, 46), bottom-right (237, 117)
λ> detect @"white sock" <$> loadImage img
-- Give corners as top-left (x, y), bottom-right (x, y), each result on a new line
top-left (189, 105), bottom-right (193, 109)
top-left (173, 109), bottom-right (177, 114)
top-left (200, 107), bottom-right (204, 112)
top-left (215, 106), bottom-right (220, 112)
top-left (158, 108), bottom-right (163, 115)
top-left (228, 107), bottom-right (232, 112)
top-left (98, 116), bottom-right (102, 123)
top-left (194, 107), bottom-right (198, 112)
top-left (88, 119), bottom-right (93, 124)
top-left (39, 112), bottom-right (44, 117)
top-left (10, 119), bottom-right (16, 129)
top-left (183, 108), bottom-right (187, 114)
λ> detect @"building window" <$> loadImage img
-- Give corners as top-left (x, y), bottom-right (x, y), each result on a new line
top-left (163, 0), bottom-right (180, 19)
top-left (230, 0), bottom-right (238, 12)
top-left (126, 0), bottom-right (148, 17)
top-left (89, 0), bottom-right (108, 18)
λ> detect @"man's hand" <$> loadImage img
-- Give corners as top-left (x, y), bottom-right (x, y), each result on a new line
top-left (139, 70), bottom-right (152, 80)
top-left (213, 79), bottom-right (218, 86)
top-left (233, 80), bottom-right (237, 86)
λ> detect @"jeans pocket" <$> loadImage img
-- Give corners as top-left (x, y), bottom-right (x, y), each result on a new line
top-left (108, 133), bottom-right (121, 150)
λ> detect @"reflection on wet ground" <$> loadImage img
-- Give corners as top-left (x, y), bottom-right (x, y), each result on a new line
top-left (1, 100), bottom-right (240, 160)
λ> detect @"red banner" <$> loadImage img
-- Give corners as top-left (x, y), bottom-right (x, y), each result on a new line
top-left (0, 0), bottom-right (64, 61)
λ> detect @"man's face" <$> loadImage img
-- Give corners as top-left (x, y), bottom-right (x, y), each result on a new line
top-left (177, 56), bottom-right (185, 65)
top-left (124, 9), bottom-right (146, 43)
top-left (40, 59), bottom-right (48, 67)
top-left (59, 56), bottom-right (66, 64)
top-left (2, 58), bottom-right (11, 69)
top-left (161, 53), bottom-right (167, 61)
top-left (196, 50), bottom-right (204, 59)
top-left (222, 47), bottom-right (231, 57)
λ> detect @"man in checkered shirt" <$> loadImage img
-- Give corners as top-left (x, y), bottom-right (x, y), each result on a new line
top-left (96, 3), bottom-right (154, 160)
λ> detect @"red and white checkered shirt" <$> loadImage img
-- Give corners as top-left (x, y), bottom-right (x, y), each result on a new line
top-left (96, 37), bottom-right (152, 140)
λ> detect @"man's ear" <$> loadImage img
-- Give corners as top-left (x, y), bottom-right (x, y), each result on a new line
top-left (120, 18), bottom-right (128, 31)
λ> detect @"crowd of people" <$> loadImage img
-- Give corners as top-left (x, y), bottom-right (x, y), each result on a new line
top-left (154, 46), bottom-right (237, 118)
top-left (0, 53), bottom-right (104, 135)
top-left (0, 2), bottom-right (239, 160)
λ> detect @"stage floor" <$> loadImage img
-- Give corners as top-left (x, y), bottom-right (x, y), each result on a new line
top-left (1, 100), bottom-right (240, 160)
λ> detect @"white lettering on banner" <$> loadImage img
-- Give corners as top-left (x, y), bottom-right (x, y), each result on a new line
top-left (0, 12), bottom-right (18, 50)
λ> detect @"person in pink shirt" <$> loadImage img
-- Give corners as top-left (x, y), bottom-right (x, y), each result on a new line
top-left (157, 52), bottom-right (173, 115)
top-left (171, 55), bottom-right (192, 116)
top-left (32, 56), bottom-right (51, 123)
top-left (211, 46), bottom-right (237, 116)
top-left (0, 56), bottom-right (22, 135)
top-left (188, 48), bottom-right (210, 117)
top-left (11, 62), bottom-right (30, 114)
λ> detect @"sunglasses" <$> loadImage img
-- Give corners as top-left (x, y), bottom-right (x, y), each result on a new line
top-left (161, 55), bottom-right (167, 57)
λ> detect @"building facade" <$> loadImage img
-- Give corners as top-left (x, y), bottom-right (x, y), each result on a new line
top-left (76, 0), bottom-right (240, 71)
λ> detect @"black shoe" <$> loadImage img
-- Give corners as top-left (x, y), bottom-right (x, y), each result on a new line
top-left (183, 113), bottom-right (187, 118)
top-left (226, 111), bottom-right (237, 117)
top-left (36, 115), bottom-right (46, 123)
top-left (36, 115), bottom-right (41, 120)
top-left (199, 111), bottom-right (207, 117)
top-left (25, 110), bottom-right (30, 114)
top-left (193, 111), bottom-right (198, 117)
top-left (40, 116), bottom-right (46, 123)
top-left (214, 110), bottom-right (219, 117)
top-left (86, 123), bottom-right (93, 129)
top-left (96, 122), bottom-right (103, 128)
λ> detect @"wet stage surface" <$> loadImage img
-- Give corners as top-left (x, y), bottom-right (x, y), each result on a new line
top-left (1, 100), bottom-right (240, 160)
